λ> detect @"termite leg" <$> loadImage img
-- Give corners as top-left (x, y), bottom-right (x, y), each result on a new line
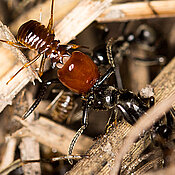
top-left (47, 0), bottom-right (54, 34)
top-left (66, 44), bottom-right (89, 50)
top-left (38, 54), bottom-right (46, 77)
top-left (68, 101), bottom-right (89, 164)
top-left (0, 39), bottom-right (27, 49)
top-left (6, 54), bottom-right (41, 85)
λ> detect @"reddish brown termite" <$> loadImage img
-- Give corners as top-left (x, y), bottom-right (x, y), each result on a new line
top-left (0, 0), bottom-right (89, 85)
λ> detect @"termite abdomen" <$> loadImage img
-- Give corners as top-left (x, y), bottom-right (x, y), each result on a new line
top-left (17, 20), bottom-right (55, 53)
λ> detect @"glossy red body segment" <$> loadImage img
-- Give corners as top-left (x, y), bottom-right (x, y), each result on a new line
top-left (57, 51), bottom-right (100, 94)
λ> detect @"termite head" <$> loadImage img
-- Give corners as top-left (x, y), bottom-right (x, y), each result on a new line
top-left (47, 41), bottom-right (71, 69)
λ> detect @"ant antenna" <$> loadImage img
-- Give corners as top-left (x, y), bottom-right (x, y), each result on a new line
top-left (106, 37), bottom-right (123, 89)
top-left (68, 125), bottom-right (87, 164)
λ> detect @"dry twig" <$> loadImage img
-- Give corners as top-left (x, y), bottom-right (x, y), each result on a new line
top-left (11, 116), bottom-right (93, 155)
top-left (0, 138), bottom-right (17, 172)
top-left (0, 20), bottom-right (40, 113)
top-left (97, 0), bottom-right (175, 22)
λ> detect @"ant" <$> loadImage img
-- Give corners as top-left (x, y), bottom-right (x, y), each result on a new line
top-left (93, 24), bottom-right (166, 67)
top-left (92, 23), bottom-right (166, 88)
top-left (21, 34), bottom-right (174, 166)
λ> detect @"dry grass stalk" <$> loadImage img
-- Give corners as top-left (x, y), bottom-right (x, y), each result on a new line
top-left (0, 138), bottom-right (17, 173)
top-left (97, 0), bottom-right (175, 22)
top-left (144, 164), bottom-right (175, 175)
top-left (0, 20), bottom-right (40, 113)
top-left (12, 116), bottom-right (93, 155)
top-left (54, 0), bottom-right (112, 44)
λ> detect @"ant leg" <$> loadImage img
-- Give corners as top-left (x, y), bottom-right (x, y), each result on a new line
top-left (105, 110), bottom-right (117, 133)
top-left (0, 39), bottom-right (27, 49)
top-left (47, 0), bottom-right (54, 34)
top-left (94, 67), bottom-right (114, 87)
top-left (165, 107), bottom-right (175, 130)
top-left (6, 54), bottom-right (41, 84)
top-left (38, 54), bottom-right (46, 77)
top-left (68, 101), bottom-right (89, 164)
top-left (22, 79), bottom-right (60, 119)
top-left (106, 37), bottom-right (126, 89)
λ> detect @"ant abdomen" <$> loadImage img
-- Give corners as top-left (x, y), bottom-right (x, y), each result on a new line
top-left (17, 20), bottom-right (55, 53)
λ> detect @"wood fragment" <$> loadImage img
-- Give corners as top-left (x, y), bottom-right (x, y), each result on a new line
top-left (97, 1), bottom-right (175, 22)
top-left (0, 138), bottom-right (17, 173)
top-left (12, 116), bottom-right (93, 155)
top-left (54, 0), bottom-right (112, 44)
top-left (0, 21), bottom-right (40, 113)
top-left (19, 92), bottom-right (41, 175)
top-left (144, 164), bottom-right (175, 175)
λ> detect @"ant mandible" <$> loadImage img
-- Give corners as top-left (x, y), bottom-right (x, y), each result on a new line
top-left (0, 0), bottom-right (86, 85)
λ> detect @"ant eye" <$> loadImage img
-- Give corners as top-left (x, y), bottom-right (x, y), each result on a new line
top-left (105, 95), bottom-right (114, 107)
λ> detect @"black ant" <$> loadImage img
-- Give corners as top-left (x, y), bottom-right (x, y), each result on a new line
top-left (1, 0), bottom-right (173, 166)
top-left (92, 23), bottom-right (166, 76)
top-left (21, 34), bottom-right (174, 166)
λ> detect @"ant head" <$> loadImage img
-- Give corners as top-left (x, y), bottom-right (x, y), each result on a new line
top-left (91, 85), bottom-right (117, 110)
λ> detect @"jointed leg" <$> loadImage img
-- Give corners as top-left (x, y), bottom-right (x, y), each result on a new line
top-left (0, 39), bottom-right (27, 49)
top-left (6, 54), bottom-right (41, 84)
top-left (38, 54), bottom-right (46, 77)
top-left (68, 101), bottom-right (89, 164)
top-left (22, 79), bottom-right (60, 119)
top-left (105, 110), bottom-right (117, 133)
top-left (66, 44), bottom-right (89, 50)
top-left (94, 67), bottom-right (114, 87)
top-left (47, 0), bottom-right (54, 34)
